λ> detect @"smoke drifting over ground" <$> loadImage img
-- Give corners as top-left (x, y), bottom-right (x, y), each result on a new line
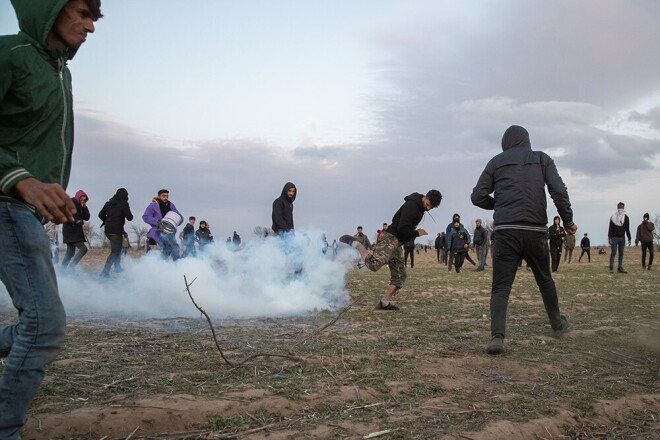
top-left (1, 232), bottom-right (354, 321)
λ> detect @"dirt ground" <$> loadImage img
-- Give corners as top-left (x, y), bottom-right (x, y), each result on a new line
top-left (1, 246), bottom-right (659, 439)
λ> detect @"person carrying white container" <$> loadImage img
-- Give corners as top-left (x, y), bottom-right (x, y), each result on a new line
top-left (142, 189), bottom-right (183, 261)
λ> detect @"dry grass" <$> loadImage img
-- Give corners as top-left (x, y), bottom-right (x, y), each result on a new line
top-left (1, 247), bottom-right (659, 439)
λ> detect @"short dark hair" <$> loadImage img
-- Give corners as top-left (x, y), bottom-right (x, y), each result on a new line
top-left (80, 0), bottom-right (103, 21)
top-left (617, 202), bottom-right (624, 207)
top-left (426, 190), bottom-right (442, 208)
top-left (189, 216), bottom-right (196, 221)
top-left (357, 226), bottom-right (363, 229)
top-left (158, 189), bottom-right (169, 196)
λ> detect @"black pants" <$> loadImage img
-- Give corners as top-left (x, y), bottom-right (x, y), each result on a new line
top-left (61, 242), bottom-right (88, 268)
top-left (452, 251), bottom-right (465, 272)
top-left (491, 229), bottom-right (562, 339)
top-left (465, 250), bottom-right (476, 265)
top-left (404, 247), bottom-right (414, 268)
top-left (102, 234), bottom-right (123, 274)
top-left (436, 248), bottom-right (440, 262)
top-left (550, 245), bottom-right (562, 272)
top-left (641, 241), bottom-right (654, 267)
top-left (578, 248), bottom-right (590, 262)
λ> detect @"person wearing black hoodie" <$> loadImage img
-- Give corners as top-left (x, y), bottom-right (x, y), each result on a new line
top-left (548, 216), bottom-right (566, 272)
top-left (578, 233), bottom-right (591, 263)
top-left (272, 182), bottom-right (296, 235)
top-left (340, 190), bottom-right (442, 310)
top-left (61, 190), bottom-right (91, 270)
top-left (472, 125), bottom-right (575, 355)
top-left (98, 188), bottom-right (133, 277)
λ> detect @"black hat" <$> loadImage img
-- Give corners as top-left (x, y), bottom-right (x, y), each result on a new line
top-left (644, 212), bottom-right (650, 220)
top-left (426, 190), bottom-right (442, 208)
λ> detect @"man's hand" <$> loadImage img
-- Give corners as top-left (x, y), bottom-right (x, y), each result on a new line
top-left (464, 244), bottom-right (468, 249)
top-left (14, 178), bottom-right (75, 224)
top-left (565, 224), bottom-right (577, 235)
top-left (417, 229), bottom-right (428, 236)
top-left (608, 238), bottom-right (613, 245)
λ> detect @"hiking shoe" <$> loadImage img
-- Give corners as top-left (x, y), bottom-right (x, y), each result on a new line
top-left (376, 300), bottom-right (399, 311)
top-left (617, 267), bottom-right (627, 274)
top-left (486, 336), bottom-right (504, 355)
top-left (339, 235), bottom-right (357, 246)
top-left (551, 315), bottom-right (569, 339)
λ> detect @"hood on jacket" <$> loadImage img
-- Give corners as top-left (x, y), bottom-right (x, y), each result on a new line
top-left (12, 0), bottom-right (68, 48)
top-left (501, 125), bottom-right (531, 151)
top-left (404, 192), bottom-right (424, 208)
top-left (108, 188), bottom-right (128, 204)
top-left (280, 182), bottom-right (297, 202)
top-left (74, 189), bottom-right (88, 202)
top-left (452, 213), bottom-right (460, 222)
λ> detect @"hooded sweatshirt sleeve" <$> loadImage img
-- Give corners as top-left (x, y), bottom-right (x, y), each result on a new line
top-left (396, 201), bottom-right (420, 243)
top-left (471, 161), bottom-right (496, 210)
top-left (542, 154), bottom-right (573, 227)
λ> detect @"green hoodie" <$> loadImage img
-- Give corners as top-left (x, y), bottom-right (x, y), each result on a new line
top-left (0, 0), bottom-right (75, 218)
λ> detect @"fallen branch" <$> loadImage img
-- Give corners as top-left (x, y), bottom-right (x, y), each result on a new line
top-left (184, 276), bottom-right (303, 368)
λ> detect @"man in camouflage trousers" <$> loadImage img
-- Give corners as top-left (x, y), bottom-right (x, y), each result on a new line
top-left (340, 190), bottom-right (442, 310)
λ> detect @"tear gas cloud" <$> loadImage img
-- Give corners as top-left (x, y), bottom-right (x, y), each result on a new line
top-left (0, 231), bottom-right (355, 321)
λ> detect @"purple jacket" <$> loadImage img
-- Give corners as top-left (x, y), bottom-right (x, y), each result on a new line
top-left (142, 199), bottom-right (182, 248)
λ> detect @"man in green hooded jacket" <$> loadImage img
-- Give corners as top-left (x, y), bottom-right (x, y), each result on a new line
top-left (0, 1), bottom-right (102, 437)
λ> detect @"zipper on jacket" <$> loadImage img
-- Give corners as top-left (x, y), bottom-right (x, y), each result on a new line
top-left (58, 57), bottom-right (67, 186)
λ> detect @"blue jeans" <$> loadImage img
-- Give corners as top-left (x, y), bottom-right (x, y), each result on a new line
top-left (609, 236), bottom-right (625, 269)
top-left (476, 245), bottom-right (486, 269)
top-left (0, 202), bottom-right (66, 439)
top-left (160, 232), bottom-right (180, 260)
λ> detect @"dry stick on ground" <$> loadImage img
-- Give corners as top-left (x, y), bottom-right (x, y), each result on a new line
top-left (183, 276), bottom-right (303, 368)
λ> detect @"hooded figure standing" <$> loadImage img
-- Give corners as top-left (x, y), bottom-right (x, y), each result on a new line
top-left (340, 190), bottom-right (442, 310)
top-left (548, 216), bottom-right (566, 272)
top-left (61, 190), bottom-right (91, 269)
top-left (0, 0), bottom-right (103, 436)
top-left (98, 188), bottom-right (133, 277)
top-left (272, 182), bottom-right (296, 235)
top-left (608, 202), bottom-right (631, 273)
top-left (472, 125), bottom-right (575, 355)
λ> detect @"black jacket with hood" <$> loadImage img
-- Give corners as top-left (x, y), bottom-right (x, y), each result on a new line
top-left (471, 125), bottom-right (573, 230)
top-left (98, 188), bottom-right (133, 235)
top-left (272, 182), bottom-right (296, 234)
top-left (387, 192), bottom-right (426, 244)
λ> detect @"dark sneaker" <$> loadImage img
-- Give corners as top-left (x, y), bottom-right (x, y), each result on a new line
top-left (339, 235), bottom-right (357, 246)
top-left (376, 300), bottom-right (399, 311)
top-left (648, 265), bottom-right (652, 271)
top-left (617, 267), bottom-right (627, 274)
top-left (551, 315), bottom-right (569, 339)
top-left (486, 336), bottom-right (504, 355)
top-left (609, 267), bottom-right (614, 274)
top-left (475, 267), bottom-right (484, 272)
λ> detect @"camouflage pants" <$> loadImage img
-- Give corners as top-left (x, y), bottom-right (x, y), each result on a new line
top-left (364, 231), bottom-right (406, 288)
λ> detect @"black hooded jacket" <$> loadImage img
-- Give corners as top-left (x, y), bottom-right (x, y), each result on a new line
top-left (471, 125), bottom-right (573, 228)
top-left (387, 192), bottom-right (426, 243)
top-left (98, 189), bottom-right (133, 235)
top-left (272, 182), bottom-right (296, 234)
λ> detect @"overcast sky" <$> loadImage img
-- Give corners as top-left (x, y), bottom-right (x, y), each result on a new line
top-left (2, 0), bottom-right (659, 245)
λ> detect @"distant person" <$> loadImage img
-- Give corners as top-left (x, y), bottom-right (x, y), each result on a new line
top-left (272, 182), bottom-right (296, 235)
top-left (608, 202), bottom-right (631, 274)
top-left (0, 0), bottom-right (103, 435)
top-left (403, 237), bottom-right (415, 268)
top-left (196, 221), bottom-right (214, 250)
top-left (340, 190), bottom-right (442, 310)
top-left (446, 213), bottom-right (476, 267)
top-left (375, 223), bottom-right (388, 248)
top-left (563, 229), bottom-right (576, 264)
top-left (61, 190), bottom-right (90, 270)
top-left (472, 125), bottom-right (574, 355)
top-left (548, 216), bottom-right (566, 272)
top-left (99, 189), bottom-right (133, 277)
top-left (447, 220), bottom-right (470, 273)
top-left (232, 231), bottom-right (241, 248)
top-left (434, 233), bottom-right (443, 263)
top-left (321, 233), bottom-right (329, 255)
top-left (332, 239), bottom-right (338, 256)
top-left (635, 213), bottom-right (655, 270)
top-left (354, 226), bottom-right (371, 249)
top-left (180, 217), bottom-right (197, 258)
top-left (473, 219), bottom-right (488, 271)
top-left (578, 233), bottom-right (591, 263)
top-left (143, 189), bottom-right (183, 260)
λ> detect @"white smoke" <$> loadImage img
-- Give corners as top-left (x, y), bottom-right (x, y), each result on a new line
top-left (0, 231), bottom-right (355, 321)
